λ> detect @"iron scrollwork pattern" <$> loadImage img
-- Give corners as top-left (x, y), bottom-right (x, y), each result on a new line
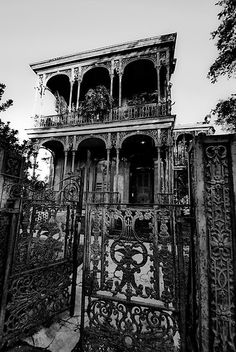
top-left (1, 174), bottom-right (83, 345)
top-left (79, 204), bottom-right (180, 351)
top-left (3, 262), bottom-right (72, 341)
top-left (82, 298), bottom-right (178, 352)
top-left (12, 202), bottom-right (73, 272)
top-left (0, 211), bottom-right (10, 302)
top-left (204, 144), bottom-right (236, 351)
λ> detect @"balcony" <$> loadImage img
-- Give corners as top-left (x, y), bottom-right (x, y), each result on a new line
top-left (34, 101), bottom-right (171, 129)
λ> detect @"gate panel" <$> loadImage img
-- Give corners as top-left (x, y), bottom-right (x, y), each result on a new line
top-left (0, 175), bottom-right (83, 347)
top-left (0, 210), bottom-right (11, 303)
top-left (78, 204), bottom-right (185, 352)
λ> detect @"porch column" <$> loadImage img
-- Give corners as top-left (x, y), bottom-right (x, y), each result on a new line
top-left (115, 148), bottom-right (120, 192)
top-left (106, 148), bottom-right (111, 191)
top-left (71, 150), bottom-right (76, 173)
top-left (123, 158), bottom-right (129, 203)
top-left (33, 83), bottom-right (39, 117)
top-left (110, 73), bottom-right (114, 97)
top-left (85, 150), bottom-right (91, 201)
top-left (76, 78), bottom-right (82, 110)
top-left (49, 157), bottom-right (55, 188)
top-left (119, 73), bottom-right (123, 106)
top-left (167, 132), bottom-right (173, 195)
top-left (63, 151), bottom-right (68, 182)
top-left (32, 151), bottom-right (38, 178)
top-left (38, 74), bottom-right (46, 117)
top-left (154, 159), bottom-right (158, 204)
top-left (165, 64), bottom-right (170, 102)
top-left (69, 80), bottom-right (73, 112)
top-left (166, 51), bottom-right (170, 97)
top-left (155, 146), bottom-right (162, 203)
top-left (156, 66), bottom-right (161, 98)
top-left (164, 147), bottom-right (169, 193)
top-left (109, 73), bottom-right (114, 121)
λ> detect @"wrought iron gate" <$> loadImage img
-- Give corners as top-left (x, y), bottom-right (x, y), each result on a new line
top-left (76, 198), bottom-right (191, 352)
top-left (0, 173), bottom-right (84, 348)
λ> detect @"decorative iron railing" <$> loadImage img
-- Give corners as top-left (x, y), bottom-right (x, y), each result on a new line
top-left (76, 201), bottom-right (191, 351)
top-left (34, 101), bottom-right (171, 128)
top-left (173, 144), bottom-right (189, 167)
top-left (0, 173), bottom-right (84, 346)
top-left (87, 191), bottom-right (120, 204)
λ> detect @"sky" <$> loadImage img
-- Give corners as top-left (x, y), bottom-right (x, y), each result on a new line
top-left (0, 0), bottom-right (235, 140)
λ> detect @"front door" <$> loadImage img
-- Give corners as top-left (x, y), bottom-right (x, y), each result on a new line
top-left (130, 167), bottom-right (153, 204)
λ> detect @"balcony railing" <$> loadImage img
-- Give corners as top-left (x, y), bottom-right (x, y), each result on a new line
top-left (34, 101), bottom-right (171, 128)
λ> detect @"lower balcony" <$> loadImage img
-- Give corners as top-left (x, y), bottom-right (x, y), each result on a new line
top-left (34, 101), bottom-right (171, 128)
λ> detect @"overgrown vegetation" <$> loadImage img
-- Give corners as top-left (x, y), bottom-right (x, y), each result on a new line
top-left (0, 83), bottom-right (33, 171)
top-left (0, 83), bottom-right (22, 151)
top-left (208, 0), bottom-right (236, 131)
top-left (81, 85), bottom-right (113, 121)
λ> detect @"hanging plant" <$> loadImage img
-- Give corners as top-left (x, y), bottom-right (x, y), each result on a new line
top-left (81, 85), bottom-right (113, 121)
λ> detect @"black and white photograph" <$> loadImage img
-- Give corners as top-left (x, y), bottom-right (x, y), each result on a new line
top-left (0, 1), bottom-right (235, 351)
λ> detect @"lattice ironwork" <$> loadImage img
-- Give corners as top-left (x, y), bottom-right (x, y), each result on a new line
top-left (82, 298), bottom-right (178, 352)
top-left (75, 202), bottom-right (190, 351)
top-left (204, 144), bottom-right (236, 351)
top-left (11, 201), bottom-right (73, 273)
top-left (3, 262), bottom-right (72, 341)
top-left (0, 172), bottom-right (84, 347)
top-left (0, 211), bottom-right (11, 303)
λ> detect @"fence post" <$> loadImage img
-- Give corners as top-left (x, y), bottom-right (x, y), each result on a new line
top-left (0, 210), bottom-right (19, 346)
top-left (70, 169), bottom-right (85, 316)
top-left (191, 135), bottom-right (236, 352)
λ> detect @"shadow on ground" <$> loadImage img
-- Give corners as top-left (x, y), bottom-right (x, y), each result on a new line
top-left (3, 341), bottom-right (51, 351)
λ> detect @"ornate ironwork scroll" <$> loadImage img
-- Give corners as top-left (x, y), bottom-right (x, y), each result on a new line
top-left (204, 144), bottom-right (236, 351)
top-left (83, 298), bottom-right (178, 352)
top-left (76, 203), bottom-right (182, 351)
top-left (0, 211), bottom-right (10, 302)
top-left (0, 173), bottom-right (83, 346)
top-left (3, 262), bottom-right (72, 341)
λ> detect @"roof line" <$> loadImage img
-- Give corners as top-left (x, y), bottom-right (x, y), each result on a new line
top-left (30, 32), bottom-right (177, 70)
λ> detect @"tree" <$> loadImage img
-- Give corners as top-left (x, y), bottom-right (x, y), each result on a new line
top-left (211, 96), bottom-right (236, 131)
top-left (208, 1), bottom-right (236, 131)
top-left (0, 83), bottom-right (13, 112)
top-left (0, 84), bottom-right (36, 185)
top-left (208, 0), bottom-right (236, 83)
top-left (0, 83), bottom-right (27, 152)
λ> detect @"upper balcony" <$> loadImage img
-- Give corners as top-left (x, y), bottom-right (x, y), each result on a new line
top-left (34, 100), bottom-right (171, 128)
top-left (30, 34), bottom-right (177, 130)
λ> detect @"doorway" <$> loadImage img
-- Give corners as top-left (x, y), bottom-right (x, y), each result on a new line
top-left (130, 166), bottom-right (154, 203)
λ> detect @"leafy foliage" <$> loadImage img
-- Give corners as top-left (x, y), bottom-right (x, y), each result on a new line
top-left (211, 96), bottom-right (236, 131)
top-left (0, 120), bottom-right (20, 149)
top-left (0, 83), bottom-right (13, 112)
top-left (81, 85), bottom-right (112, 121)
top-left (0, 83), bottom-right (29, 153)
top-left (208, 0), bottom-right (236, 83)
top-left (126, 91), bottom-right (158, 106)
top-left (207, 1), bottom-right (236, 131)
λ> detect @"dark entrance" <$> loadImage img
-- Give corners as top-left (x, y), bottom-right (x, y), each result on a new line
top-left (121, 134), bottom-right (156, 205)
top-left (130, 166), bottom-right (154, 203)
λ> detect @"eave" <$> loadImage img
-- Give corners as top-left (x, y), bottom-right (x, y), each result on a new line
top-left (30, 33), bottom-right (177, 73)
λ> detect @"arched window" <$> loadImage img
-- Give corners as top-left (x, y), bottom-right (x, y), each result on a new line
top-left (80, 67), bottom-right (110, 102)
top-left (122, 59), bottom-right (157, 105)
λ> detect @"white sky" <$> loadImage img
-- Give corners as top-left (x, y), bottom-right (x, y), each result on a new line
top-left (0, 0), bottom-right (235, 140)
